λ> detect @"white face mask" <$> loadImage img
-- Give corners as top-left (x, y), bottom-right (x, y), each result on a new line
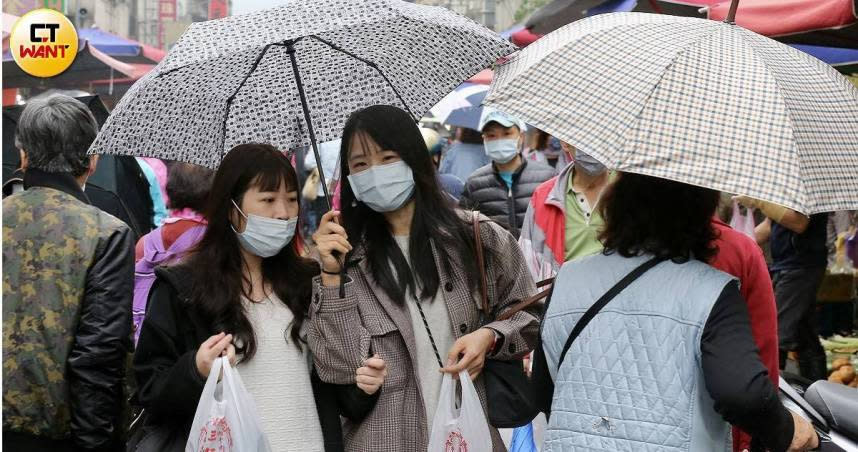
top-left (231, 199), bottom-right (297, 258)
top-left (484, 138), bottom-right (519, 164)
top-left (347, 160), bottom-right (415, 213)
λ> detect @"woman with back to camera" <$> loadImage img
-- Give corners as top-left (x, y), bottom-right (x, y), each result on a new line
top-left (532, 172), bottom-right (819, 452)
top-left (133, 144), bottom-right (386, 452)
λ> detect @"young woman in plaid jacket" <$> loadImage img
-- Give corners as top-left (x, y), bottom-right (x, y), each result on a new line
top-left (308, 105), bottom-right (541, 451)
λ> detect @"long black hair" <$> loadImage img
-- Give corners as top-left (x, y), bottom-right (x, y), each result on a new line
top-left (599, 172), bottom-right (720, 263)
top-left (183, 143), bottom-right (319, 361)
top-left (339, 105), bottom-right (481, 303)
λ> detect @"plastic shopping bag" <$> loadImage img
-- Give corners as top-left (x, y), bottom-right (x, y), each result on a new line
top-left (186, 357), bottom-right (271, 452)
top-left (729, 200), bottom-right (756, 239)
top-left (428, 370), bottom-right (492, 452)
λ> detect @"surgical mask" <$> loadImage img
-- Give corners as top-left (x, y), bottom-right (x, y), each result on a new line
top-left (484, 138), bottom-right (519, 164)
top-left (347, 160), bottom-right (415, 213)
top-left (231, 200), bottom-right (297, 258)
top-left (575, 149), bottom-right (607, 176)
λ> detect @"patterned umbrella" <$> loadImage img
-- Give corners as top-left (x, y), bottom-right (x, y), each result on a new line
top-left (89, 0), bottom-right (514, 206)
top-left (484, 12), bottom-right (858, 214)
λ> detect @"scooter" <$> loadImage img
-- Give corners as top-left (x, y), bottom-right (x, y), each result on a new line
top-left (779, 373), bottom-right (858, 452)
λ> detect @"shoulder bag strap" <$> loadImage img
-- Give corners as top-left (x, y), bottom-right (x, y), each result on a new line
top-left (472, 211), bottom-right (490, 315)
top-left (556, 256), bottom-right (665, 371)
top-left (473, 211), bottom-right (555, 322)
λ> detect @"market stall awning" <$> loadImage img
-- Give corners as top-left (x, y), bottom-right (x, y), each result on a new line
top-left (3, 40), bottom-right (137, 89)
top-left (706, 0), bottom-right (858, 49)
top-left (707, 0), bottom-right (856, 36)
top-left (77, 28), bottom-right (139, 56)
top-left (77, 28), bottom-right (166, 63)
top-left (511, 28), bottom-right (542, 46)
top-left (467, 68), bottom-right (493, 85)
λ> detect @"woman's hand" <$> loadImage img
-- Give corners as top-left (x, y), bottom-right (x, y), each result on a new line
top-left (195, 332), bottom-right (234, 378)
top-left (312, 211), bottom-right (352, 286)
top-left (440, 328), bottom-right (496, 380)
top-left (356, 354), bottom-right (387, 395)
top-left (788, 412), bottom-right (819, 451)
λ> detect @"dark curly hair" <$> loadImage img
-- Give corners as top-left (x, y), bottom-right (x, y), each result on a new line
top-left (599, 172), bottom-right (721, 263)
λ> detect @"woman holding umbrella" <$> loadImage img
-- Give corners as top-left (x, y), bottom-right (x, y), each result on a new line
top-left (308, 105), bottom-right (540, 451)
top-left (133, 144), bottom-right (386, 451)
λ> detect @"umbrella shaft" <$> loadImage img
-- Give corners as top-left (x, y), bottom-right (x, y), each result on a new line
top-left (286, 40), bottom-right (333, 209)
top-left (725, 0), bottom-right (740, 24)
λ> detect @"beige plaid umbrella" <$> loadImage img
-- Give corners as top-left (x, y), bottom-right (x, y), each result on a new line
top-left (484, 12), bottom-right (858, 214)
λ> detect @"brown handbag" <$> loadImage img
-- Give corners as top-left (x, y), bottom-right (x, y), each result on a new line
top-left (472, 211), bottom-right (553, 427)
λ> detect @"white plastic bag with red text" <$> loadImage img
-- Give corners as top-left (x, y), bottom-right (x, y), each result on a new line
top-left (186, 357), bottom-right (271, 452)
top-left (428, 370), bottom-right (493, 452)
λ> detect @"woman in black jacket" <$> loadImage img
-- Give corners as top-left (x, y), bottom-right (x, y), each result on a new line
top-left (132, 144), bottom-right (385, 451)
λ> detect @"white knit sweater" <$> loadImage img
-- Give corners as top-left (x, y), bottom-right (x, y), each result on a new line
top-left (239, 294), bottom-right (324, 451)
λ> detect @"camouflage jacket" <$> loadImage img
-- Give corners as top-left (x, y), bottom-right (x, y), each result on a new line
top-left (2, 169), bottom-right (134, 449)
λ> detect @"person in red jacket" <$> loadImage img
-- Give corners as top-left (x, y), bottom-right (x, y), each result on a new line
top-left (710, 218), bottom-right (780, 452)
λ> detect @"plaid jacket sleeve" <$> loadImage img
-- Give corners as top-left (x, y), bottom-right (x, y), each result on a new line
top-left (307, 275), bottom-right (372, 385)
top-left (481, 219), bottom-right (541, 360)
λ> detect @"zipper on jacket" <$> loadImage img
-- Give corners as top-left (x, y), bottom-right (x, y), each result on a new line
top-left (508, 185), bottom-right (517, 237)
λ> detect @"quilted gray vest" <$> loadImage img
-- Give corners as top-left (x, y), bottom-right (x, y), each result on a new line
top-left (541, 253), bottom-right (734, 452)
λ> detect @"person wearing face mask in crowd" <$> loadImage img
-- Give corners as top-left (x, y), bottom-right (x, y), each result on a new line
top-left (459, 109), bottom-right (555, 238)
top-left (308, 105), bottom-right (540, 451)
top-left (132, 144), bottom-right (386, 452)
top-left (518, 140), bottom-right (612, 281)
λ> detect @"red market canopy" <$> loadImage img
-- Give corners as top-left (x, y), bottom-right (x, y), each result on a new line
top-left (511, 27), bottom-right (542, 46)
top-left (707, 0), bottom-right (857, 47)
top-left (3, 40), bottom-right (138, 89)
top-left (466, 68), bottom-right (493, 85)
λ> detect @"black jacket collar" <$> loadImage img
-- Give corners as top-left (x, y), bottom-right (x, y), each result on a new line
top-left (23, 168), bottom-right (90, 204)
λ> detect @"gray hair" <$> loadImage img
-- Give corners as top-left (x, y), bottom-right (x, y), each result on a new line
top-left (15, 95), bottom-right (99, 177)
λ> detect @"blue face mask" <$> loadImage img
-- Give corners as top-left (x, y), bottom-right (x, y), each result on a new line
top-left (347, 160), bottom-right (416, 213)
top-left (231, 200), bottom-right (297, 258)
top-left (484, 138), bottom-right (519, 164)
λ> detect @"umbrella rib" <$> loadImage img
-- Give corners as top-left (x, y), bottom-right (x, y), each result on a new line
top-left (303, 34), bottom-right (418, 122)
top-left (219, 43), bottom-right (273, 165)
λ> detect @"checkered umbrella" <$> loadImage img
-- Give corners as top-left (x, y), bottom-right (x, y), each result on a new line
top-left (89, 0), bottom-right (514, 206)
top-left (484, 12), bottom-right (858, 214)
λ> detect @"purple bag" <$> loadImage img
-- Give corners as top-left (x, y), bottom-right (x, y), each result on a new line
top-left (847, 230), bottom-right (857, 267)
top-left (133, 225), bottom-right (205, 345)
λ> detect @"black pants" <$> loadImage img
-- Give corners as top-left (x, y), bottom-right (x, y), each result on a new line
top-left (773, 267), bottom-right (827, 381)
top-left (4, 431), bottom-right (78, 452)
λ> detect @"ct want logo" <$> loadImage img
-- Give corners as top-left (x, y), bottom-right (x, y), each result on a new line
top-left (10, 9), bottom-right (78, 78)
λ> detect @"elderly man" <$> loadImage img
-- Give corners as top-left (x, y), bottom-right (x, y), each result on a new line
top-left (3, 95), bottom-right (134, 451)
